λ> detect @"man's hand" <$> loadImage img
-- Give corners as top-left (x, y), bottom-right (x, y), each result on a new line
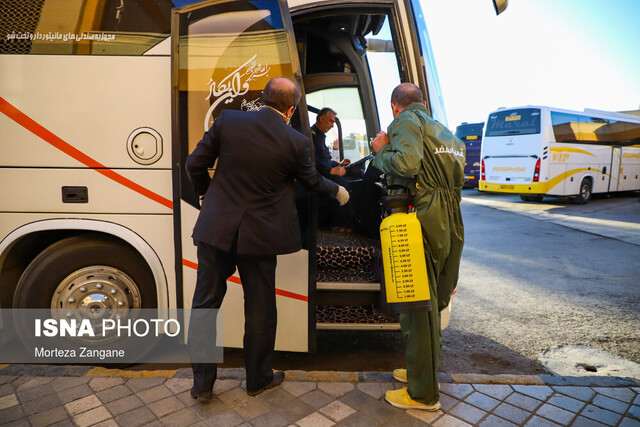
top-left (371, 131), bottom-right (389, 153)
top-left (336, 186), bottom-right (350, 206)
top-left (330, 166), bottom-right (346, 176)
top-left (339, 159), bottom-right (351, 167)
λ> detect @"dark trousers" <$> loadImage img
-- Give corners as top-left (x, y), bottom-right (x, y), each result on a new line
top-left (318, 174), bottom-right (351, 228)
top-left (189, 240), bottom-right (278, 393)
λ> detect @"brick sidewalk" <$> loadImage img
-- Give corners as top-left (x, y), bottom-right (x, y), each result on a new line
top-left (0, 365), bottom-right (639, 426)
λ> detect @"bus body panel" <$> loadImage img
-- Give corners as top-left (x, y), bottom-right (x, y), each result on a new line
top-left (0, 55), bottom-right (171, 169)
top-left (0, 168), bottom-right (172, 214)
top-left (180, 199), bottom-right (311, 353)
top-left (621, 146), bottom-right (640, 190)
top-left (550, 144), bottom-right (611, 195)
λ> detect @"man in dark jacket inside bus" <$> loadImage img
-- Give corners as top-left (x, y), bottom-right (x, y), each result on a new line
top-left (371, 83), bottom-right (465, 411)
top-left (311, 107), bottom-right (352, 229)
top-left (186, 77), bottom-right (349, 400)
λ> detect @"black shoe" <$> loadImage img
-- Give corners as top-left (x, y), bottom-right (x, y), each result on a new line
top-left (246, 371), bottom-right (285, 397)
top-left (190, 387), bottom-right (213, 402)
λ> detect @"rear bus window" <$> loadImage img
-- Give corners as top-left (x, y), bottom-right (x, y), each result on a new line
top-left (485, 109), bottom-right (541, 137)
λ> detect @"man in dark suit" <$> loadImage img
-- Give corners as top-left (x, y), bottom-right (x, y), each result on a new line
top-left (186, 77), bottom-right (349, 400)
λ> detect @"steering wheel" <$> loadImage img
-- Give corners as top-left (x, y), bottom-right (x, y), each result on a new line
top-left (344, 154), bottom-right (374, 172)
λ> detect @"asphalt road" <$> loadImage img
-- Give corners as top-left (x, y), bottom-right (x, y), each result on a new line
top-left (256, 190), bottom-right (640, 376)
top-left (444, 190), bottom-right (640, 376)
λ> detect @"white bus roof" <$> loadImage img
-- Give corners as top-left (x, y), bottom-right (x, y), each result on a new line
top-left (492, 105), bottom-right (640, 123)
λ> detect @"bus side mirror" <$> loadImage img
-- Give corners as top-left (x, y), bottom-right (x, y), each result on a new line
top-left (493, 0), bottom-right (508, 15)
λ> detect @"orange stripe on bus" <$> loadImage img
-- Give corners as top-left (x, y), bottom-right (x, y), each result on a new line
top-left (0, 96), bottom-right (173, 210)
top-left (181, 258), bottom-right (308, 302)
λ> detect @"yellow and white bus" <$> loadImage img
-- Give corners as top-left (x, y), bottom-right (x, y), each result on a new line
top-left (1, 0), bottom-right (505, 353)
top-left (479, 106), bottom-right (640, 204)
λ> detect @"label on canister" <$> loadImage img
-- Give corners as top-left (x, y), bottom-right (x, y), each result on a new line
top-left (380, 212), bottom-right (430, 304)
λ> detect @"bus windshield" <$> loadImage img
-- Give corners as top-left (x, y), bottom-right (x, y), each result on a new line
top-left (485, 108), bottom-right (541, 137)
top-left (455, 122), bottom-right (484, 141)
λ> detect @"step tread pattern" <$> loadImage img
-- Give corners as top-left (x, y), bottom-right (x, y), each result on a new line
top-left (316, 230), bottom-right (380, 283)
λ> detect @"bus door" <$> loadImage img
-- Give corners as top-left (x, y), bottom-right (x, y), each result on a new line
top-left (172, 0), bottom-right (311, 352)
top-left (608, 146), bottom-right (622, 192)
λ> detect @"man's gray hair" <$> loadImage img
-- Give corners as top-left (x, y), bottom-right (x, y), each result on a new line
top-left (317, 107), bottom-right (336, 118)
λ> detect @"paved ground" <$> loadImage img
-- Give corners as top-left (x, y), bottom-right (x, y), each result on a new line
top-left (0, 365), bottom-right (639, 426)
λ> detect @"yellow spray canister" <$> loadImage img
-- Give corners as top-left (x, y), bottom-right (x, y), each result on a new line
top-left (379, 194), bottom-right (431, 313)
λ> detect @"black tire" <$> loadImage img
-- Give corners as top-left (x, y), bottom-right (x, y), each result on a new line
top-left (12, 236), bottom-right (158, 363)
top-left (573, 179), bottom-right (592, 205)
top-left (520, 195), bottom-right (543, 202)
top-left (13, 235), bottom-right (156, 309)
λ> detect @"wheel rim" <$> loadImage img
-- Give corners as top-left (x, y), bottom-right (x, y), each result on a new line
top-left (51, 266), bottom-right (142, 312)
top-left (49, 266), bottom-right (143, 344)
top-left (581, 183), bottom-right (590, 200)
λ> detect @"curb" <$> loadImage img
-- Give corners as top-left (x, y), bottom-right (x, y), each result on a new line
top-left (0, 364), bottom-right (638, 387)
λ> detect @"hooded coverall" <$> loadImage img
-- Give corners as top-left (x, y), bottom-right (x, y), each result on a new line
top-left (372, 102), bottom-right (465, 405)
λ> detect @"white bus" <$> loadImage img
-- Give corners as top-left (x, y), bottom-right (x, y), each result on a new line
top-left (1, 0), bottom-right (505, 353)
top-left (479, 106), bottom-right (640, 204)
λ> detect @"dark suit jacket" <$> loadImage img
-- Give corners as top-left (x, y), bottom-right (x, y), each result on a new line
top-left (186, 108), bottom-right (339, 255)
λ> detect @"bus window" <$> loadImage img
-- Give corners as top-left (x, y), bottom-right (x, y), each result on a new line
top-left (579, 116), bottom-right (612, 144)
top-left (409, 0), bottom-right (446, 124)
top-left (175, 0), bottom-right (300, 206)
top-left (486, 108), bottom-right (541, 137)
top-left (553, 111), bottom-right (640, 145)
top-left (1, 0), bottom-right (174, 55)
top-left (295, 11), bottom-right (406, 165)
top-left (306, 88), bottom-right (368, 161)
top-left (551, 112), bottom-right (581, 143)
top-left (366, 20), bottom-right (402, 131)
top-left (621, 120), bottom-right (640, 145)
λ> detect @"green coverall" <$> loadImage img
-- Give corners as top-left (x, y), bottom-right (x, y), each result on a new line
top-left (372, 102), bottom-right (465, 405)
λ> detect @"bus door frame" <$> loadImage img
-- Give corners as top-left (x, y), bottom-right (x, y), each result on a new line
top-left (171, 0), bottom-right (313, 352)
top-left (608, 145), bottom-right (622, 192)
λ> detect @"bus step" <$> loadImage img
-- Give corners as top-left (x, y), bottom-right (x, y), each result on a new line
top-left (316, 304), bottom-right (398, 326)
top-left (317, 268), bottom-right (377, 283)
top-left (316, 322), bottom-right (400, 331)
top-left (317, 281), bottom-right (380, 291)
top-left (317, 230), bottom-right (379, 270)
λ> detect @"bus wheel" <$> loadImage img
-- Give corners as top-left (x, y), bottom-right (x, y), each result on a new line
top-left (573, 179), bottom-right (592, 205)
top-left (13, 236), bottom-right (156, 310)
top-left (12, 236), bottom-right (158, 363)
top-left (520, 195), bottom-right (543, 202)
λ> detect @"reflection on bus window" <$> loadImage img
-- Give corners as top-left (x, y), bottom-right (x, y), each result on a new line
top-left (366, 19), bottom-right (401, 131)
top-left (551, 112), bottom-right (640, 145)
top-left (0, 0), bottom-right (215, 55)
top-left (177, 0), bottom-right (292, 153)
